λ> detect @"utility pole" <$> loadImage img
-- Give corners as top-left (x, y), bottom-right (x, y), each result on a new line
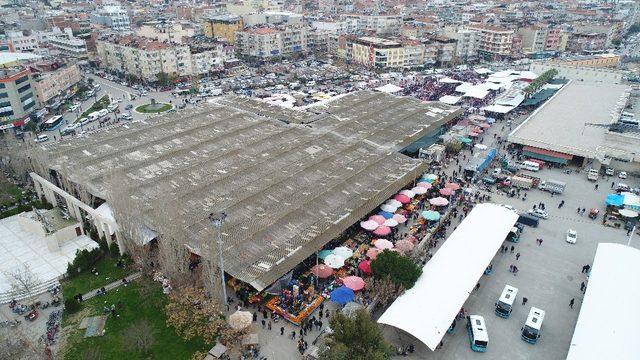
top-left (208, 211), bottom-right (228, 305)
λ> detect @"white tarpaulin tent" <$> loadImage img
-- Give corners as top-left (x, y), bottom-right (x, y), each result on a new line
top-left (375, 84), bottom-right (403, 93)
top-left (482, 104), bottom-right (516, 114)
top-left (378, 203), bottom-right (518, 350)
top-left (439, 95), bottom-right (462, 105)
top-left (567, 243), bottom-right (640, 360)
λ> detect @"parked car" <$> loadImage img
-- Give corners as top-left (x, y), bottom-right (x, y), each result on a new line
top-left (527, 208), bottom-right (549, 219)
top-left (500, 204), bottom-right (518, 214)
top-left (619, 171), bottom-right (628, 179)
top-left (617, 183), bottom-right (630, 192)
top-left (120, 113), bottom-right (132, 120)
top-left (34, 134), bottom-right (49, 143)
top-left (605, 168), bottom-right (615, 176)
top-left (566, 229), bottom-right (577, 244)
top-left (69, 103), bottom-right (80, 112)
top-left (125, 104), bottom-right (133, 110)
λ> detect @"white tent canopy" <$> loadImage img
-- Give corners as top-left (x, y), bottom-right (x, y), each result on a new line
top-left (567, 243), bottom-right (640, 360)
top-left (378, 203), bottom-right (518, 350)
top-left (439, 95), bottom-right (462, 105)
top-left (482, 104), bottom-right (515, 114)
top-left (375, 84), bottom-right (403, 93)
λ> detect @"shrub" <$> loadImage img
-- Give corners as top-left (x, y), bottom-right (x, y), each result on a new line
top-left (98, 236), bottom-right (109, 253)
top-left (109, 241), bottom-right (120, 256)
top-left (66, 248), bottom-right (103, 278)
top-left (64, 297), bottom-right (81, 313)
top-left (370, 250), bottom-right (422, 289)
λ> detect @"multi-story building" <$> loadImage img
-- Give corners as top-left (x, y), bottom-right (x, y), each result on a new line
top-left (446, 28), bottom-right (479, 61)
top-left (235, 26), bottom-right (309, 59)
top-left (203, 14), bottom-right (244, 44)
top-left (567, 31), bottom-right (607, 54)
top-left (518, 25), bottom-right (563, 56)
top-left (425, 36), bottom-right (457, 66)
top-left (0, 68), bottom-right (36, 122)
top-left (96, 35), bottom-right (230, 82)
top-left (46, 28), bottom-right (88, 58)
top-left (30, 62), bottom-right (81, 108)
top-left (5, 30), bottom-right (39, 52)
top-left (91, 6), bottom-right (131, 32)
top-left (45, 14), bottom-right (91, 34)
top-left (341, 36), bottom-right (425, 69)
top-left (341, 14), bottom-right (404, 35)
top-left (467, 24), bottom-right (514, 60)
top-left (318, 0), bottom-right (353, 15)
top-left (137, 22), bottom-right (196, 44)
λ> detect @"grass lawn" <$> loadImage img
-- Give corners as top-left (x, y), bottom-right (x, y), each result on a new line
top-left (76, 95), bottom-right (111, 121)
top-left (61, 277), bottom-right (208, 360)
top-left (136, 103), bottom-right (172, 113)
top-left (61, 257), bottom-right (133, 299)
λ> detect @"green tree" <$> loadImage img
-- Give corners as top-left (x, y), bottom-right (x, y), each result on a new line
top-left (157, 72), bottom-right (170, 87)
top-left (371, 250), bottom-right (422, 289)
top-left (320, 310), bottom-right (393, 360)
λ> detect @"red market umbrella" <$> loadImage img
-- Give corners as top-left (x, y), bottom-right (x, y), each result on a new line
top-left (358, 260), bottom-right (372, 275)
top-left (311, 264), bottom-right (334, 278)
top-left (369, 215), bottom-right (386, 224)
top-left (439, 187), bottom-right (454, 196)
top-left (394, 194), bottom-right (411, 204)
top-left (373, 226), bottom-right (391, 236)
top-left (445, 182), bottom-right (461, 190)
top-left (366, 248), bottom-right (381, 260)
top-left (342, 276), bottom-right (366, 291)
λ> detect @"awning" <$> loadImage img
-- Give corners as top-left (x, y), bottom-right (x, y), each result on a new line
top-left (523, 146), bottom-right (573, 160)
top-left (375, 84), bottom-right (403, 93)
top-left (482, 104), bottom-right (515, 114)
top-left (378, 203), bottom-right (519, 350)
top-left (439, 95), bottom-right (462, 105)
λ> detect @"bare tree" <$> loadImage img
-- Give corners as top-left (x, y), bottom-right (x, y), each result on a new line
top-left (0, 328), bottom-right (44, 360)
top-left (3, 264), bottom-right (41, 305)
top-left (122, 320), bottom-right (156, 354)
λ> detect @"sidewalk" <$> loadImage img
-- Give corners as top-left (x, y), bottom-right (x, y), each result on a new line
top-left (81, 272), bottom-right (142, 302)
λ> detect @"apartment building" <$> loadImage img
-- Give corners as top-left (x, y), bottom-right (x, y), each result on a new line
top-left (0, 68), bottom-right (36, 122)
top-left (567, 31), bottom-right (607, 53)
top-left (518, 25), bottom-right (563, 55)
top-left (91, 6), bottom-right (131, 32)
top-left (137, 22), bottom-right (196, 44)
top-left (46, 29), bottom-right (88, 58)
top-left (341, 14), bottom-right (404, 35)
top-left (203, 14), bottom-right (244, 44)
top-left (30, 62), bottom-right (82, 108)
top-left (96, 35), bottom-right (229, 82)
top-left (445, 27), bottom-right (479, 61)
top-left (45, 14), bottom-right (91, 34)
top-left (467, 24), bottom-right (514, 60)
top-left (235, 26), bottom-right (309, 59)
top-left (341, 36), bottom-right (425, 69)
top-left (5, 30), bottom-right (39, 52)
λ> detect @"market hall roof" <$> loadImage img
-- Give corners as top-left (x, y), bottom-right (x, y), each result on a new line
top-left (35, 91), bottom-right (459, 291)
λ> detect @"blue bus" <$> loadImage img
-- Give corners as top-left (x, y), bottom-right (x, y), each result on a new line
top-left (40, 115), bottom-right (64, 131)
top-left (521, 307), bottom-right (545, 344)
top-left (467, 315), bottom-right (488, 352)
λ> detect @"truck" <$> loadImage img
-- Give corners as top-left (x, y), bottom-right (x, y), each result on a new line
top-left (511, 176), bottom-right (534, 189)
top-left (538, 179), bottom-right (566, 194)
top-left (587, 168), bottom-right (599, 181)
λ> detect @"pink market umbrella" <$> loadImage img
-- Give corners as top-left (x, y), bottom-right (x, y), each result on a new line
top-left (479, 123), bottom-right (491, 128)
top-left (416, 182), bottom-right (432, 189)
top-left (430, 197), bottom-right (450, 206)
top-left (386, 199), bottom-right (402, 207)
top-left (358, 260), bottom-right (372, 275)
top-left (374, 239), bottom-right (394, 250)
top-left (404, 235), bottom-right (417, 244)
top-left (373, 226), bottom-right (391, 236)
top-left (360, 220), bottom-right (378, 231)
top-left (395, 239), bottom-right (415, 254)
top-left (445, 182), bottom-right (461, 190)
top-left (474, 128), bottom-right (484, 133)
top-left (342, 276), bottom-right (366, 291)
top-left (412, 186), bottom-right (428, 195)
top-left (469, 132), bottom-right (479, 137)
top-left (366, 248), bottom-right (381, 260)
top-left (394, 194), bottom-right (411, 204)
top-left (311, 264), bottom-right (334, 278)
top-left (369, 215), bottom-right (386, 224)
top-left (439, 187), bottom-right (454, 196)
top-left (392, 214), bottom-right (407, 223)
top-left (400, 189), bottom-right (416, 198)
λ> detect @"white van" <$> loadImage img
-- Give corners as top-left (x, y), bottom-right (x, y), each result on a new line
top-left (467, 315), bottom-right (489, 352)
top-left (34, 134), bottom-right (49, 143)
top-left (495, 285), bottom-right (518, 318)
top-left (521, 307), bottom-right (545, 344)
top-left (519, 160), bottom-right (540, 172)
top-left (97, 109), bottom-right (108, 118)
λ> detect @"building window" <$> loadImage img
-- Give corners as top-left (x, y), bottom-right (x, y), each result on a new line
top-left (20, 93), bottom-right (32, 102)
top-left (18, 83), bottom-right (31, 93)
top-left (14, 76), bottom-right (28, 85)
top-left (0, 92), bottom-right (8, 99)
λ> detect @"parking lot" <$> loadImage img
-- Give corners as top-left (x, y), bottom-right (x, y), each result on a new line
top-left (386, 165), bottom-right (636, 360)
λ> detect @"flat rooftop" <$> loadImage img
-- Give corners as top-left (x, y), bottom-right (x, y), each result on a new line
top-left (34, 91), bottom-right (459, 291)
top-left (508, 81), bottom-right (629, 159)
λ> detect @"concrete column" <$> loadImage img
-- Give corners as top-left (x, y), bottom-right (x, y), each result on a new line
top-left (33, 178), bottom-right (44, 200)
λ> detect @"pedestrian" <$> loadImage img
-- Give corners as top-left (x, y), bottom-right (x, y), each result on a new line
top-left (581, 208), bottom-right (586, 215)
top-left (513, 266), bottom-right (518, 276)
top-left (475, 283), bottom-right (480, 291)
top-left (325, 309), bottom-right (329, 318)
top-left (611, 181), bottom-right (615, 189)
top-left (538, 239), bottom-right (543, 246)
top-left (595, 184), bottom-right (599, 190)
top-left (577, 207), bottom-right (581, 214)
top-left (509, 264), bottom-right (514, 272)
top-left (318, 320), bottom-right (323, 329)
top-left (263, 309), bottom-right (268, 319)
top-left (261, 319), bottom-right (266, 328)
top-left (569, 298), bottom-right (575, 308)
top-left (510, 245), bottom-right (515, 253)
top-left (299, 328), bottom-right (304, 337)
top-left (280, 327), bottom-right (285, 336)
top-left (522, 297), bottom-right (528, 306)
top-left (627, 228), bottom-right (632, 236)
top-left (268, 321), bottom-right (272, 330)
top-left (580, 282), bottom-right (586, 292)
top-left (253, 312), bottom-right (257, 322)
top-left (291, 331), bottom-right (296, 339)
top-left (516, 252), bottom-right (521, 260)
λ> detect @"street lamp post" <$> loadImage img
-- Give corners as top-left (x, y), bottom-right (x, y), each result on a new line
top-left (208, 212), bottom-right (228, 305)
